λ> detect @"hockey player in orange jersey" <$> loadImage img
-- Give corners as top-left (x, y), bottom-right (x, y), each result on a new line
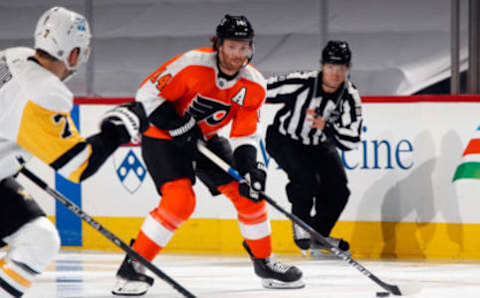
top-left (112, 15), bottom-right (304, 296)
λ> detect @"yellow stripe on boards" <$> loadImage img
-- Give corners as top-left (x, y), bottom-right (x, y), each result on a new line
top-left (49, 216), bottom-right (480, 259)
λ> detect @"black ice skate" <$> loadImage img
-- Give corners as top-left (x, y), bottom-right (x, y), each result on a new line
top-left (310, 236), bottom-right (351, 259)
top-left (111, 254), bottom-right (154, 296)
top-left (242, 241), bottom-right (305, 289)
top-left (292, 222), bottom-right (311, 254)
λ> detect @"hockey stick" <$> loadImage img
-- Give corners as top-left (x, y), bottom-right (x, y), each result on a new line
top-left (197, 141), bottom-right (421, 296)
top-left (19, 167), bottom-right (196, 298)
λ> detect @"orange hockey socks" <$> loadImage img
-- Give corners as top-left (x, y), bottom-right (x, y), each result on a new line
top-left (133, 178), bottom-right (196, 260)
top-left (219, 181), bottom-right (272, 259)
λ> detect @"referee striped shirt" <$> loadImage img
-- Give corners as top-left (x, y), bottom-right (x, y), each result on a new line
top-left (266, 70), bottom-right (363, 150)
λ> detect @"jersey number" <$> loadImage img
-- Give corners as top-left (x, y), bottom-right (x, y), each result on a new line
top-left (154, 74), bottom-right (172, 93)
top-left (148, 66), bottom-right (172, 93)
top-left (53, 114), bottom-right (73, 139)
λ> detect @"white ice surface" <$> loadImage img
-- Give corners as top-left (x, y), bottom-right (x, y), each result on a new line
top-left (3, 250), bottom-right (478, 298)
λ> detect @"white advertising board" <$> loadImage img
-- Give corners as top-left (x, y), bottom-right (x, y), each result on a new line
top-left (28, 100), bottom-right (480, 224)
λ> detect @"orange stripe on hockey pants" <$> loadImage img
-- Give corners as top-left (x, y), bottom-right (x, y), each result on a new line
top-left (133, 178), bottom-right (196, 260)
top-left (218, 181), bottom-right (272, 259)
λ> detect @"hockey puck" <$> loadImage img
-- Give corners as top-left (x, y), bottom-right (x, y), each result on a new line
top-left (376, 292), bottom-right (390, 297)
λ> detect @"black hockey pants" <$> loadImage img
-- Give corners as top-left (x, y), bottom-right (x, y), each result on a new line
top-left (265, 126), bottom-right (350, 237)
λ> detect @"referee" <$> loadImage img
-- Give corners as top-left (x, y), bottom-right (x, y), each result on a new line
top-left (265, 40), bottom-right (363, 257)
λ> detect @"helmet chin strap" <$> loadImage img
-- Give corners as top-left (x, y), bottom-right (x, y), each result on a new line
top-left (62, 47), bottom-right (90, 82)
top-left (246, 42), bottom-right (255, 65)
top-left (60, 57), bottom-right (77, 82)
top-left (61, 69), bottom-right (76, 82)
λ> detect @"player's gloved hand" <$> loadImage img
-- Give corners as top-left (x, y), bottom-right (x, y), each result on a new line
top-left (99, 101), bottom-right (148, 144)
top-left (239, 162), bottom-right (267, 202)
top-left (169, 112), bottom-right (204, 155)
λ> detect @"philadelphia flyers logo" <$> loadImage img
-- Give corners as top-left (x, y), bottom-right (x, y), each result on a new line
top-left (188, 95), bottom-right (231, 126)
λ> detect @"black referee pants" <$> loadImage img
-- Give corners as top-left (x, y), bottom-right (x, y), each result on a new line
top-left (265, 126), bottom-right (350, 237)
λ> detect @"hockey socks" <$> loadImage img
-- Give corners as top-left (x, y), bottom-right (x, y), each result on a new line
top-left (219, 182), bottom-right (272, 258)
top-left (0, 257), bottom-right (37, 298)
top-left (113, 178), bottom-right (196, 296)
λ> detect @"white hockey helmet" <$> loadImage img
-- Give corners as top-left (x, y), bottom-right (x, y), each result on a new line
top-left (34, 7), bottom-right (91, 71)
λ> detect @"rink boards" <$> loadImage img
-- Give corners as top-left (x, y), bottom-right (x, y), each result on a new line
top-left (18, 95), bottom-right (480, 259)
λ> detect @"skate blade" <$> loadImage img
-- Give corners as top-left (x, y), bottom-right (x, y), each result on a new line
top-left (261, 278), bottom-right (306, 289)
top-left (111, 278), bottom-right (151, 296)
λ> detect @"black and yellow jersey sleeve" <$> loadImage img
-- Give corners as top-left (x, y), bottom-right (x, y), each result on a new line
top-left (17, 100), bottom-right (91, 183)
top-left (1, 48), bottom-right (125, 183)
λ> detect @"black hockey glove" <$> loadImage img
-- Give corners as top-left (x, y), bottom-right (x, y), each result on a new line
top-left (99, 102), bottom-right (148, 144)
top-left (168, 112), bottom-right (204, 156)
top-left (239, 162), bottom-right (267, 202)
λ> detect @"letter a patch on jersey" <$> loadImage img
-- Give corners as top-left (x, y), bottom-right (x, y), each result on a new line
top-left (232, 87), bottom-right (246, 106)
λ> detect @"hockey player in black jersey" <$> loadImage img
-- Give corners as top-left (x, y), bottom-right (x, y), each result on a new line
top-left (265, 40), bottom-right (363, 257)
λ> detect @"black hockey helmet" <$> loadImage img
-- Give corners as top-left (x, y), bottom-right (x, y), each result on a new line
top-left (216, 14), bottom-right (254, 41)
top-left (321, 40), bottom-right (351, 66)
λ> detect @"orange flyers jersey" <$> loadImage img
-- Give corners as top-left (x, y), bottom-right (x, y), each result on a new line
top-left (136, 47), bottom-right (266, 149)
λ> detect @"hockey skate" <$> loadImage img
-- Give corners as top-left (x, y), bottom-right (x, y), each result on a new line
top-left (292, 222), bottom-right (311, 255)
top-left (111, 254), bottom-right (154, 296)
top-left (242, 241), bottom-right (305, 289)
top-left (310, 236), bottom-right (351, 259)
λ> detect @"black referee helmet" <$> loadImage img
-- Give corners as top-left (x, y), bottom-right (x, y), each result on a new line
top-left (321, 40), bottom-right (352, 66)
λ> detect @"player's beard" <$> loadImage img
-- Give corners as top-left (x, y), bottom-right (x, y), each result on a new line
top-left (218, 50), bottom-right (246, 74)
